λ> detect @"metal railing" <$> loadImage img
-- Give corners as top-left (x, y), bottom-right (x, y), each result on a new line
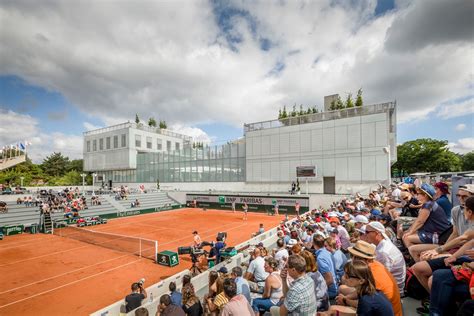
top-left (83, 122), bottom-right (193, 142)
top-left (244, 102), bottom-right (396, 133)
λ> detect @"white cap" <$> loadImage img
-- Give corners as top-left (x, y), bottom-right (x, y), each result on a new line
top-left (355, 215), bottom-right (369, 224)
top-left (287, 239), bottom-right (298, 246)
top-left (328, 212), bottom-right (338, 218)
top-left (459, 184), bottom-right (474, 194)
top-left (366, 221), bottom-right (389, 240)
top-left (356, 225), bottom-right (366, 234)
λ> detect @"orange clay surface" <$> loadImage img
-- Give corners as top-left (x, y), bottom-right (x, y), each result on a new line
top-left (0, 208), bottom-right (283, 315)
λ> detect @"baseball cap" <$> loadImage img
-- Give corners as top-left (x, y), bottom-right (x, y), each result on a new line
top-left (218, 266), bottom-right (228, 274)
top-left (354, 215), bottom-right (369, 224)
top-left (366, 221), bottom-right (389, 240)
top-left (356, 225), bottom-right (366, 234)
top-left (376, 214), bottom-right (392, 222)
top-left (371, 209), bottom-right (382, 216)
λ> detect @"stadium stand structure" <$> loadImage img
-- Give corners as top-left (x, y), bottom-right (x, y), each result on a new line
top-left (0, 192), bottom-right (180, 228)
top-left (0, 155), bottom-right (26, 171)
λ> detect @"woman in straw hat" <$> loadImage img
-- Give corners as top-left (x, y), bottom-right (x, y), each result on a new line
top-left (402, 183), bottom-right (451, 249)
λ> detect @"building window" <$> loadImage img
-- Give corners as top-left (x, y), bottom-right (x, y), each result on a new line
top-left (114, 135), bottom-right (118, 148)
top-left (121, 134), bottom-right (126, 147)
top-left (167, 140), bottom-right (171, 151)
top-left (106, 137), bottom-right (111, 150)
top-left (93, 139), bottom-right (97, 151)
top-left (99, 138), bottom-right (104, 150)
top-left (86, 141), bottom-right (91, 152)
top-left (157, 139), bottom-right (162, 150)
top-left (175, 142), bottom-right (180, 151)
top-left (147, 137), bottom-right (152, 149)
top-left (135, 135), bottom-right (141, 148)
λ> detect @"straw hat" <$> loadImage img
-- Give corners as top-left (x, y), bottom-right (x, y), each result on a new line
top-left (348, 240), bottom-right (376, 260)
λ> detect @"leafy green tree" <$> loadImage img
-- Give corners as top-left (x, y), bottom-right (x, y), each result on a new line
top-left (278, 108), bottom-right (282, 119)
top-left (57, 170), bottom-right (82, 185)
top-left (299, 105), bottom-right (304, 116)
top-left (312, 106), bottom-right (318, 114)
top-left (392, 138), bottom-right (462, 174)
top-left (355, 88), bottom-right (363, 107)
top-left (148, 117), bottom-right (157, 127)
top-left (135, 114), bottom-right (140, 124)
top-left (41, 152), bottom-right (70, 177)
top-left (336, 95), bottom-right (344, 109)
top-left (282, 106), bottom-right (288, 118)
top-left (329, 99), bottom-right (337, 111)
top-left (159, 120), bottom-right (167, 129)
top-left (461, 151), bottom-right (474, 170)
top-left (345, 93), bottom-right (354, 108)
top-left (291, 105), bottom-right (297, 117)
top-left (67, 159), bottom-right (83, 173)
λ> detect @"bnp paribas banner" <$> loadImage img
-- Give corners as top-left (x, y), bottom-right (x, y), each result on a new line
top-left (186, 194), bottom-right (309, 214)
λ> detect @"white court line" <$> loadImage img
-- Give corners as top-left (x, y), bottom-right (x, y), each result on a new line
top-left (0, 253), bottom-right (131, 295)
top-left (0, 258), bottom-right (141, 309)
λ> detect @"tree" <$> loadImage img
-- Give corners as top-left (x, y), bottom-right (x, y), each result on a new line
top-left (345, 93), bottom-right (354, 108)
top-left (461, 151), bottom-right (474, 170)
top-left (299, 105), bottom-right (305, 116)
top-left (67, 159), bottom-right (83, 173)
top-left (355, 88), bottom-right (363, 107)
top-left (312, 106), bottom-right (318, 114)
top-left (392, 139), bottom-right (462, 174)
top-left (336, 95), bottom-right (344, 109)
top-left (291, 105), bottom-right (297, 117)
top-left (278, 108), bottom-right (282, 119)
top-left (282, 106), bottom-right (288, 118)
top-left (148, 117), bottom-right (157, 127)
top-left (135, 114), bottom-right (140, 124)
top-left (41, 152), bottom-right (70, 177)
top-left (159, 120), bottom-right (167, 129)
top-left (329, 99), bottom-right (337, 111)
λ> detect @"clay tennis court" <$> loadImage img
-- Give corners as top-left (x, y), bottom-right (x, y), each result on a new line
top-left (0, 208), bottom-right (283, 315)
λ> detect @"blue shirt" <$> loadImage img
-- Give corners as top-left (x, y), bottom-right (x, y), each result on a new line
top-left (170, 290), bottom-right (182, 306)
top-left (421, 201), bottom-right (451, 234)
top-left (315, 248), bottom-right (338, 298)
top-left (436, 195), bottom-right (452, 221)
top-left (332, 249), bottom-right (347, 282)
top-left (357, 291), bottom-right (394, 316)
top-left (234, 276), bottom-right (251, 303)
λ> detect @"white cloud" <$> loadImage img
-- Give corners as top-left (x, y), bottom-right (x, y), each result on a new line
top-left (0, 0), bottom-right (472, 131)
top-left (0, 109), bottom-right (82, 162)
top-left (455, 123), bottom-right (466, 131)
top-left (170, 124), bottom-right (213, 144)
top-left (83, 122), bottom-right (102, 131)
top-left (437, 97), bottom-right (474, 120)
top-left (448, 137), bottom-right (474, 154)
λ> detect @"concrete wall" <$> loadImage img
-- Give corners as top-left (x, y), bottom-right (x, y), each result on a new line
top-left (245, 112), bottom-right (392, 192)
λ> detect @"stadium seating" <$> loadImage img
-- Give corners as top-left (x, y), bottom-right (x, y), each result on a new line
top-left (115, 192), bottom-right (178, 210)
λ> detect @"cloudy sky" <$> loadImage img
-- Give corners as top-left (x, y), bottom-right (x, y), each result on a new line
top-left (0, 0), bottom-right (473, 162)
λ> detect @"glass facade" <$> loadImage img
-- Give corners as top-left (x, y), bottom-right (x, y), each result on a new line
top-left (136, 142), bottom-right (246, 183)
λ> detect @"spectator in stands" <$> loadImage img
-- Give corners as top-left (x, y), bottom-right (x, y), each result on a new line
top-left (325, 237), bottom-right (347, 283)
top-left (376, 214), bottom-right (397, 243)
top-left (135, 307), bottom-right (149, 316)
top-left (329, 217), bottom-right (351, 252)
top-left (312, 234), bottom-right (338, 299)
top-left (364, 221), bottom-right (406, 295)
top-left (156, 294), bottom-right (185, 316)
top-left (230, 266), bottom-right (251, 303)
top-left (182, 283), bottom-right (203, 316)
top-left (271, 254), bottom-right (317, 316)
top-left (244, 247), bottom-right (269, 293)
top-left (252, 223), bottom-right (265, 237)
top-left (207, 276), bottom-right (228, 315)
top-left (221, 278), bottom-right (254, 316)
top-left (402, 183), bottom-right (451, 249)
top-left (168, 282), bottom-right (182, 307)
top-left (125, 281), bottom-right (147, 313)
top-left (300, 248), bottom-right (330, 311)
top-left (336, 240), bottom-right (402, 316)
top-left (273, 238), bottom-right (289, 271)
top-left (433, 182), bottom-right (452, 221)
top-left (251, 257), bottom-right (283, 315)
top-left (203, 271), bottom-right (219, 314)
top-left (323, 261), bottom-right (394, 316)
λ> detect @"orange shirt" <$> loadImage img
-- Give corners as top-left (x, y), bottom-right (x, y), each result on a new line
top-left (369, 260), bottom-right (402, 316)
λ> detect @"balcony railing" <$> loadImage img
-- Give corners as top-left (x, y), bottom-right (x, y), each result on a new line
top-left (244, 102), bottom-right (396, 133)
top-left (83, 122), bottom-right (193, 141)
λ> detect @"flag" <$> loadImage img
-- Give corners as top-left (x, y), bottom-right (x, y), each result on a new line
top-left (20, 143), bottom-right (25, 150)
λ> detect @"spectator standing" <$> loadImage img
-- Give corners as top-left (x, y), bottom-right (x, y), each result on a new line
top-left (220, 278), bottom-right (254, 316)
top-left (125, 281), bottom-right (147, 313)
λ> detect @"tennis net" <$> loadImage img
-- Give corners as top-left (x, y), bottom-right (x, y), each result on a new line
top-left (54, 226), bottom-right (158, 262)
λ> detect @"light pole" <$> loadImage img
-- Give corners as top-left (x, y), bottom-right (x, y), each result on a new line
top-left (20, 176), bottom-right (24, 187)
top-left (80, 173), bottom-right (86, 195)
top-left (92, 173), bottom-right (97, 195)
top-left (383, 146), bottom-right (391, 185)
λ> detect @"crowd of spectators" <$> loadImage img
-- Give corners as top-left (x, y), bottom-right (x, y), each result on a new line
top-left (125, 181), bottom-right (473, 316)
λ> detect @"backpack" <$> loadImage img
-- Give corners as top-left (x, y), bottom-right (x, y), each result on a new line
top-left (405, 267), bottom-right (429, 300)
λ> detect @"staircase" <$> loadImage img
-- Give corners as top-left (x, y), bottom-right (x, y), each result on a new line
top-left (43, 213), bottom-right (54, 234)
top-left (0, 155), bottom-right (26, 171)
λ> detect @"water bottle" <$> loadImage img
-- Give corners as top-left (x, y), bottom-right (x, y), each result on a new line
top-left (149, 292), bottom-right (154, 302)
top-left (432, 232), bottom-right (439, 244)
